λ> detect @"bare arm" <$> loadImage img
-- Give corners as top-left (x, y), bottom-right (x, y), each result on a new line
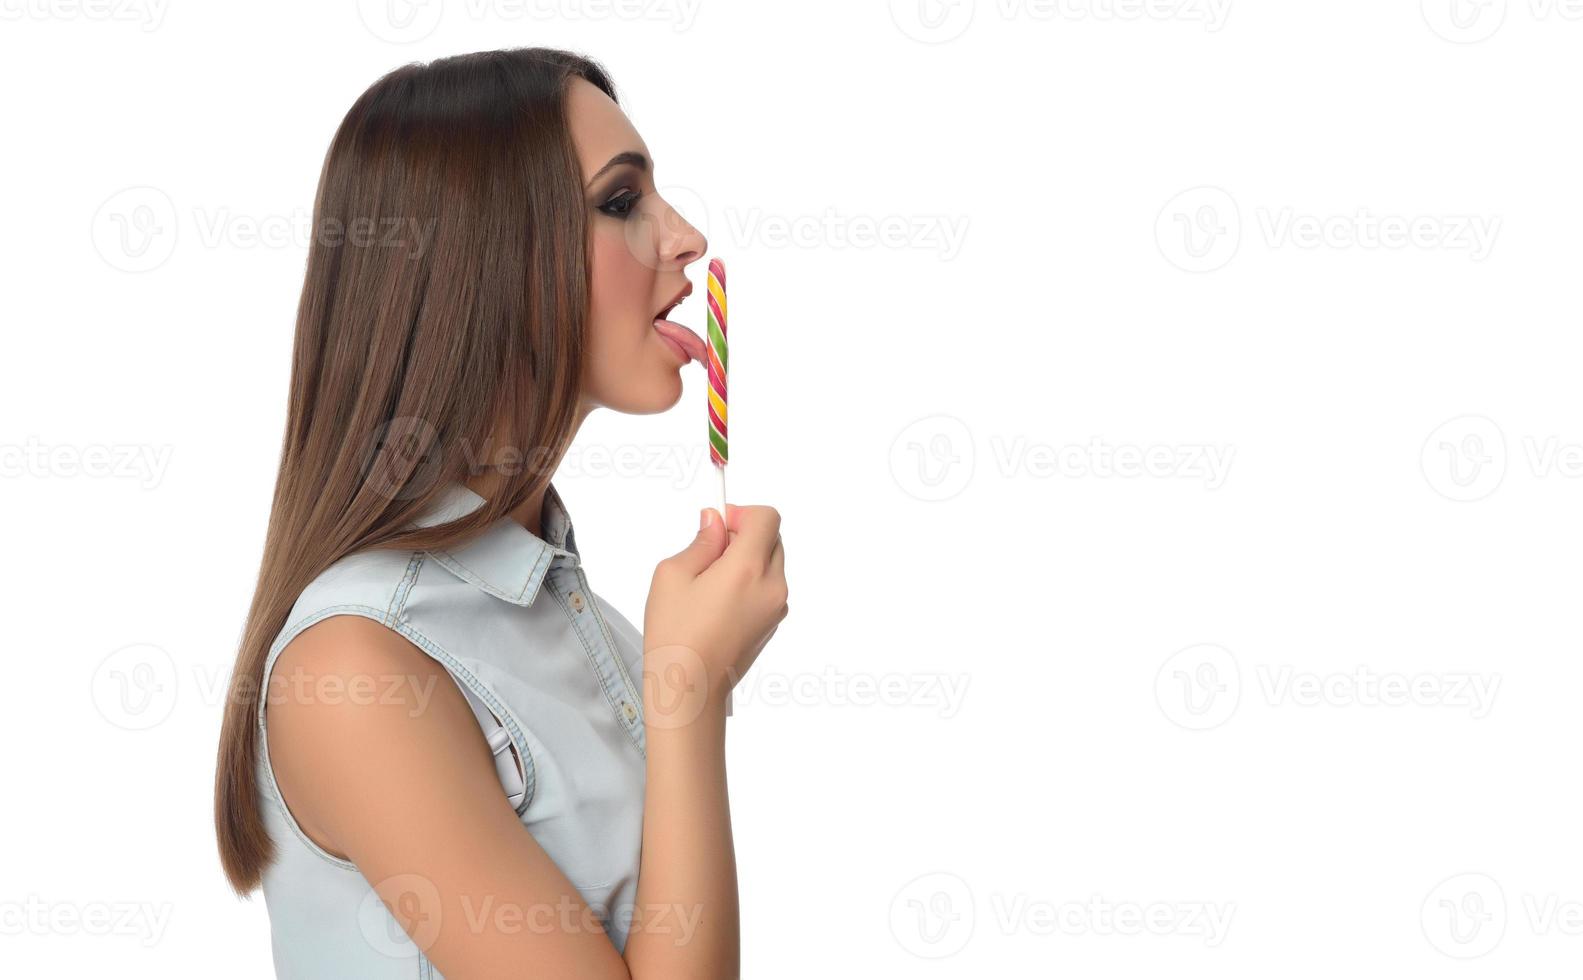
top-left (623, 694), bottom-right (736, 976)
top-left (624, 504), bottom-right (786, 979)
top-left (267, 615), bottom-right (633, 978)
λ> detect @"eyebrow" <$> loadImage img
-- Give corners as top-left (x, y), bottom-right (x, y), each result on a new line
top-left (585, 151), bottom-right (648, 188)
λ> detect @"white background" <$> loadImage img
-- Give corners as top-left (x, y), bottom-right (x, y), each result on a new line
top-left (3, 0), bottom-right (1581, 976)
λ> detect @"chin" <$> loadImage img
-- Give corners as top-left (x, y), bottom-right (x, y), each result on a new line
top-left (604, 366), bottom-right (684, 416)
top-left (649, 368), bottom-right (686, 412)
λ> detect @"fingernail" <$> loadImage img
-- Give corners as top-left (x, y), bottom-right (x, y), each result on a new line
top-left (700, 508), bottom-right (713, 530)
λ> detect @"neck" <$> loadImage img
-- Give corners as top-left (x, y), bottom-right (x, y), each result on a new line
top-left (462, 400), bottom-right (595, 539)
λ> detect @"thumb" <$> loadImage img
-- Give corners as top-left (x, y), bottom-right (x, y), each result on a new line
top-left (665, 507), bottom-right (729, 577)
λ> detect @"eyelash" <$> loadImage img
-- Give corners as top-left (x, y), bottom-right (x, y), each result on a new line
top-left (598, 189), bottom-right (642, 219)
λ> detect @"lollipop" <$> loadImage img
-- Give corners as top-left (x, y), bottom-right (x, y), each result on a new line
top-left (706, 257), bottom-right (728, 520)
top-left (706, 257), bottom-right (733, 716)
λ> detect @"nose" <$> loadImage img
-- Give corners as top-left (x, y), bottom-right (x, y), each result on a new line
top-left (655, 194), bottom-right (707, 269)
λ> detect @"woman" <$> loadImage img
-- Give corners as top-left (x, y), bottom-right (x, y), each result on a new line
top-left (212, 48), bottom-right (789, 979)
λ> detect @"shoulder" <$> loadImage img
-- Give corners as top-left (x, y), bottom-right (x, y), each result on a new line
top-left (266, 613), bottom-right (476, 757)
top-left (263, 614), bottom-right (502, 856)
top-left (283, 547), bottom-right (425, 632)
top-left (269, 612), bottom-right (437, 693)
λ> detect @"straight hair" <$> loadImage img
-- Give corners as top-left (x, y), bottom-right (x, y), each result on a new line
top-left (213, 47), bottom-right (616, 893)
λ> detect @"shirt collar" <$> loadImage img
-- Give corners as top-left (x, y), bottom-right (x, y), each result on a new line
top-left (406, 480), bottom-right (580, 606)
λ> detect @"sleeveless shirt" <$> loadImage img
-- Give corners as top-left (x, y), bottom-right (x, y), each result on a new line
top-left (254, 480), bottom-right (648, 978)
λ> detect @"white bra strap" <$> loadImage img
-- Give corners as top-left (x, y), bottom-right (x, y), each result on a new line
top-left (455, 680), bottom-right (528, 812)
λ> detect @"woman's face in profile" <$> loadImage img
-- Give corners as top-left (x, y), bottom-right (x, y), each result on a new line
top-left (568, 77), bottom-right (709, 416)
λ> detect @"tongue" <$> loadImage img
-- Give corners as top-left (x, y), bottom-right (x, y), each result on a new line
top-left (652, 318), bottom-right (708, 365)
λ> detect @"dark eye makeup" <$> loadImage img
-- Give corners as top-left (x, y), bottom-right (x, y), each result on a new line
top-left (597, 188), bottom-right (642, 220)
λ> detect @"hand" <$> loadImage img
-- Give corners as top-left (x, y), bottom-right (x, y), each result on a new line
top-left (642, 505), bottom-right (788, 721)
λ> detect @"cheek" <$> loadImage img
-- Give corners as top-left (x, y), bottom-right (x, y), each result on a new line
top-left (588, 226), bottom-right (660, 397)
top-left (589, 222), bottom-right (651, 317)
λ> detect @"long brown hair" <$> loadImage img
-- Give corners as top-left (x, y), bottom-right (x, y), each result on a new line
top-left (214, 47), bottom-right (615, 894)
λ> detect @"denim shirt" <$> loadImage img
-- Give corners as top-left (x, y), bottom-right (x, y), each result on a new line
top-left (255, 480), bottom-right (647, 979)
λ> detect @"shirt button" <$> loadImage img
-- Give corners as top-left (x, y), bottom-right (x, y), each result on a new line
top-left (569, 591), bottom-right (585, 612)
top-left (622, 701), bottom-right (637, 722)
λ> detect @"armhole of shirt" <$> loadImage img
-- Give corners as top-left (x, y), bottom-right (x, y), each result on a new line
top-left (256, 570), bottom-right (537, 870)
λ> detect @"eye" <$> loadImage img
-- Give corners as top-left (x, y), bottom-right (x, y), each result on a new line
top-left (598, 189), bottom-right (642, 219)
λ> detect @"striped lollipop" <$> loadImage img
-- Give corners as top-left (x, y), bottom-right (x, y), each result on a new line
top-left (706, 257), bottom-right (728, 518)
top-left (705, 258), bottom-right (731, 717)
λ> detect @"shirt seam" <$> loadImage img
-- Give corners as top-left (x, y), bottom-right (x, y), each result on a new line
top-left (583, 574), bottom-right (644, 713)
top-left (550, 583), bottom-right (647, 757)
top-left (258, 606), bottom-right (540, 870)
top-left (387, 551), bottom-right (425, 625)
top-left (426, 542), bottom-right (554, 605)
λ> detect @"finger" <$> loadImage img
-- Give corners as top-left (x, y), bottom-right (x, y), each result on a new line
top-left (722, 507), bottom-right (781, 559)
top-left (662, 508), bottom-right (730, 578)
top-left (724, 503), bottom-right (779, 536)
top-left (765, 535), bottom-right (784, 577)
